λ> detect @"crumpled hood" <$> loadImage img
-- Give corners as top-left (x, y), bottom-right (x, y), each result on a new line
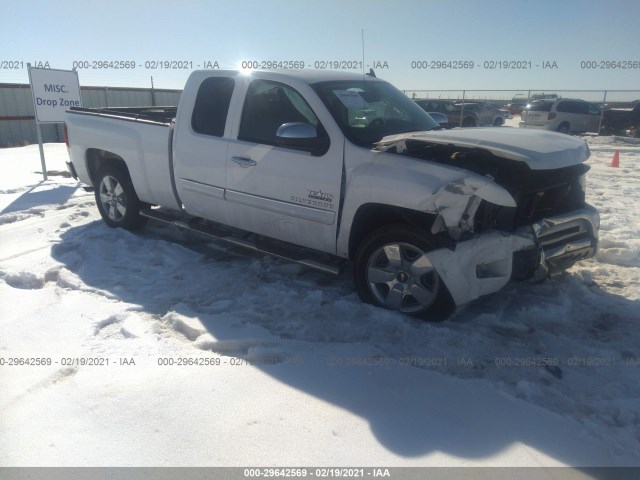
top-left (376, 128), bottom-right (590, 170)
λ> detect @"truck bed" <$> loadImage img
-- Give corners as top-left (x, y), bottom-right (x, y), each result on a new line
top-left (68, 106), bottom-right (177, 125)
top-left (65, 105), bottom-right (181, 210)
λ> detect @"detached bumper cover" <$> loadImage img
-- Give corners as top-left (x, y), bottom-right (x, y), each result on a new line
top-left (425, 204), bottom-right (599, 307)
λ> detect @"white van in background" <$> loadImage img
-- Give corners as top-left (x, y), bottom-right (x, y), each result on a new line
top-left (520, 98), bottom-right (601, 134)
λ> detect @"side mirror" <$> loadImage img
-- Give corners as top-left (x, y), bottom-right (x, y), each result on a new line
top-left (276, 122), bottom-right (329, 156)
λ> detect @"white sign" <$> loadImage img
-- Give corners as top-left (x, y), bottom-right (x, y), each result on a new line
top-left (28, 67), bottom-right (82, 123)
top-left (333, 90), bottom-right (368, 109)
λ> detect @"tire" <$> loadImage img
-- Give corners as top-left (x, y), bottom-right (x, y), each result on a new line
top-left (461, 117), bottom-right (477, 128)
top-left (493, 117), bottom-right (504, 126)
top-left (354, 224), bottom-right (455, 321)
top-left (557, 122), bottom-right (570, 134)
top-left (94, 164), bottom-right (147, 230)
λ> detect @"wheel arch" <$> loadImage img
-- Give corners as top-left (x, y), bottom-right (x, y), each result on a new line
top-left (92, 159), bottom-right (148, 230)
top-left (557, 121), bottom-right (570, 133)
top-left (462, 116), bottom-right (478, 127)
top-left (85, 149), bottom-right (131, 187)
top-left (347, 203), bottom-right (438, 259)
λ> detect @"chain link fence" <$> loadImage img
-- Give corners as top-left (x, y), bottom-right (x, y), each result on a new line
top-left (403, 89), bottom-right (640, 107)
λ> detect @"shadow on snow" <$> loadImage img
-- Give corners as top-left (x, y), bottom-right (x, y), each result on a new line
top-left (50, 220), bottom-right (640, 464)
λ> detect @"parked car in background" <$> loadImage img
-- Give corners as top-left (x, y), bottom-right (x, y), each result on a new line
top-left (520, 98), bottom-right (601, 134)
top-left (601, 102), bottom-right (640, 137)
top-left (426, 111), bottom-right (448, 128)
top-left (509, 94), bottom-right (532, 115)
top-left (497, 107), bottom-right (512, 119)
top-left (508, 104), bottom-right (524, 115)
top-left (414, 99), bottom-right (477, 128)
top-left (456, 102), bottom-right (506, 126)
top-left (415, 99), bottom-right (503, 128)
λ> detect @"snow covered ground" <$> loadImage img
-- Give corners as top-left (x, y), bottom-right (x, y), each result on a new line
top-left (0, 137), bottom-right (639, 468)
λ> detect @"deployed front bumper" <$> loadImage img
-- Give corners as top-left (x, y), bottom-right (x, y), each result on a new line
top-left (425, 204), bottom-right (599, 306)
top-left (529, 205), bottom-right (599, 280)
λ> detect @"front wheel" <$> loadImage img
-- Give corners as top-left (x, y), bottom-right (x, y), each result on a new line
top-left (94, 164), bottom-right (147, 230)
top-left (354, 225), bottom-right (454, 321)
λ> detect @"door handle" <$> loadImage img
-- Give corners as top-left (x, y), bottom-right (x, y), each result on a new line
top-left (231, 156), bottom-right (257, 167)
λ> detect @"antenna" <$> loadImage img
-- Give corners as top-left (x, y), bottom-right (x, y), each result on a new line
top-left (361, 29), bottom-right (365, 79)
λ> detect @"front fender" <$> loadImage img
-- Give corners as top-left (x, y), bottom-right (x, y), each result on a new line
top-left (337, 146), bottom-right (515, 257)
top-left (428, 175), bottom-right (516, 239)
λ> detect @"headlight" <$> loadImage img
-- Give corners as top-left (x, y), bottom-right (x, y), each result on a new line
top-left (577, 173), bottom-right (587, 194)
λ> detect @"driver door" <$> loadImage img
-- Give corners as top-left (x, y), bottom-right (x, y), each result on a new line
top-left (225, 79), bottom-right (343, 254)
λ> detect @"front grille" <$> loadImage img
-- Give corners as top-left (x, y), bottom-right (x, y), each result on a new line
top-left (475, 163), bottom-right (589, 233)
top-left (515, 181), bottom-right (584, 226)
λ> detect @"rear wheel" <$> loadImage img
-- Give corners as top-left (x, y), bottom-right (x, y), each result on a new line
top-left (557, 122), bottom-right (570, 134)
top-left (354, 225), bottom-right (454, 321)
top-left (94, 164), bottom-right (147, 230)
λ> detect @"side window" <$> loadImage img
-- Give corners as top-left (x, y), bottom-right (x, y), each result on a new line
top-left (576, 102), bottom-right (589, 114)
top-left (239, 80), bottom-right (320, 146)
top-left (191, 77), bottom-right (235, 137)
top-left (588, 103), bottom-right (601, 115)
top-left (558, 101), bottom-right (587, 114)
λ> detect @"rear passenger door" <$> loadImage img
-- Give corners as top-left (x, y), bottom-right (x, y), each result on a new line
top-left (173, 76), bottom-right (235, 224)
top-left (225, 78), bottom-right (344, 254)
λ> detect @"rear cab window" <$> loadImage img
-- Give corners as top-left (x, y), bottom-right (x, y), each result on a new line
top-left (191, 77), bottom-right (235, 137)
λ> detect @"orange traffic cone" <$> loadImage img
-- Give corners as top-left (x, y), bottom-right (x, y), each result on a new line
top-left (610, 150), bottom-right (620, 168)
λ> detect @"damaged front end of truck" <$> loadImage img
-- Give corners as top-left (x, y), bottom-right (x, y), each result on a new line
top-left (375, 128), bottom-right (600, 307)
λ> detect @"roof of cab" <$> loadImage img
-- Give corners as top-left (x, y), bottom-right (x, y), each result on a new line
top-left (188, 69), bottom-right (385, 85)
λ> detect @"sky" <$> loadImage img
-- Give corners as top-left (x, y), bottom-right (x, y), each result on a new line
top-left (1, 0), bottom-right (639, 92)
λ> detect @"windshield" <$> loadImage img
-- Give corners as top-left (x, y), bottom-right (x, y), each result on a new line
top-left (311, 80), bottom-right (440, 147)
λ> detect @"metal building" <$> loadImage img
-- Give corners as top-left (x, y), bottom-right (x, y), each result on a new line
top-left (0, 84), bottom-right (181, 147)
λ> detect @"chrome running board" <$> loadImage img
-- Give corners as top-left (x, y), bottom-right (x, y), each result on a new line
top-left (140, 208), bottom-right (344, 276)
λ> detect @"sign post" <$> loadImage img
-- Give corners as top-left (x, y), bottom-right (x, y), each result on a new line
top-left (27, 66), bottom-right (82, 181)
top-left (34, 115), bottom-right (47, 180)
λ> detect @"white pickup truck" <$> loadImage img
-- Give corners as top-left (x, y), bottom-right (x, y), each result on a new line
top-left (64, 70), bottom-right (599, 320)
